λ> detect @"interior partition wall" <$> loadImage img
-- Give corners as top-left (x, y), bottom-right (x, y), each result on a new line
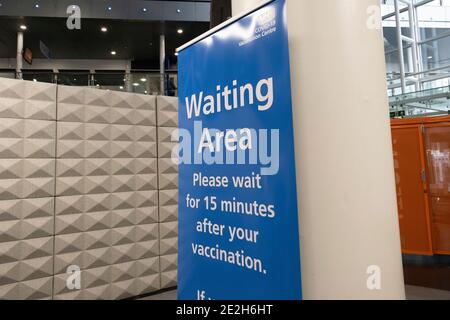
top-left (53, 86), bottom-right (160, 300)
top-left (0, 77), bottom-right (179, 299)
top-left (156, 96), bottom-right (179, 290)
top-left (0, 79), bottom-right (56, 299)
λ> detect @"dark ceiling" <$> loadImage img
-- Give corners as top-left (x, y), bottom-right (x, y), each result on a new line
top-left (0, 1), bottom-right (212, 69)
top-left (0, 17), bottom-right (209, 67)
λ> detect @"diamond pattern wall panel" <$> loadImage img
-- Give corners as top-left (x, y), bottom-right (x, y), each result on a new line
top-left (0, 78), bottom-right (56, 300)
top-left (156, 96), bottom-right (178, 289)
top-left (54, 86), bottom-right (160, 300)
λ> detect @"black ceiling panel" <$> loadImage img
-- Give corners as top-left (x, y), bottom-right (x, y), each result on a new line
top-left (0, 16), bottom-right (209, 69)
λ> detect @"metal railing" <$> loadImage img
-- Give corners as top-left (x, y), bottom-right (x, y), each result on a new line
top-left (389, 85), bottom-right (450, 118)
top-left (0, 70), bottom-right (179, 97)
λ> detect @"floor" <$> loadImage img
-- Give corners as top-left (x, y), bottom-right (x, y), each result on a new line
top-left (405, 285), bottom-right (450, 300)
top-left (403, 259), bottom-right (450, 292)
top-left (140, 290), bottom-right (177, 300)
top-left (139, 285), bottom-right (450, 300)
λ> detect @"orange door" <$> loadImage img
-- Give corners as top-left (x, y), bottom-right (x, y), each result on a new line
top-left (392, 125), bottom-right (433, 255)
top-left (423, 123), bottom-right (450, 255)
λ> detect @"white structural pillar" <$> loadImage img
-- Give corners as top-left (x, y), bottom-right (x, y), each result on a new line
top-left (125, 62), bottom-right (132, 92)
top-left (16, 32), bottom-right (23, 79)
top-left (232, 0), bottom-right (405, 299)
top-left (160, 34), bottom-right (166, 95)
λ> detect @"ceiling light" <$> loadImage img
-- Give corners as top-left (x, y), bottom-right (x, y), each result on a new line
top-left (20, 25), bottom-right (27, 30)
top-left (144, 90), bottom-right (148, 94)
top-left (119, 86), bottom-right (124, 90)
top-left (140, 78), bottom-right (147, 82)
top-left (142, 8), bottom-right (148, 12)
top-left (177, 29), bottom-right (184, 34)
top-left (33, 79), bottom-right (37, 82)
top-left (107, 6), bottom-right (112, 11)
top-left (35, 4), bottom-right (40, 8)
top-left (101, 26), bottom-right (108, 32)
top-left (111, 50), bottom-right (116, 55)
top-left (175, 52), bottom-right (179, 56)
top-left (428, 56), bottom-right (433, 59)
top-left (133, 83), bottom-right (139, 87)
top-left (176, 9), bottom-right (182, 13)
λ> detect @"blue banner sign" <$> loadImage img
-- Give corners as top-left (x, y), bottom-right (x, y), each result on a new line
top-left (177, 0), bottom-right (302, 300)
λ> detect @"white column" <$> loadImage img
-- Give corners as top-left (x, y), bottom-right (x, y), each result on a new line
top-left (16, 32), bottom-right (23, 79)
top-left (160, 35), bottom-right (166, 95)
top-left (232, 0), bottom-right (405, 299)
top-left (125, 62), bottom-right (132, 92)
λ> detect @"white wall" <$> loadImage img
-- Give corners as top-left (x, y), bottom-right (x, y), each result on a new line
top-left (233, 0), bottom-right (405, 300)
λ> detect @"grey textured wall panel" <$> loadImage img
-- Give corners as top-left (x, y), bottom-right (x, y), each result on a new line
top-left (156, 96), bottom-right (179, 289)
top-left (54, 87), bottom-right (160, 300)
top-left (0, 78), bottom-right (56, 299)
top-left (160, 254), bottom-right (178, 289)
top-left (157, 96), bottom-right (179, 127)
top-left (0, 80), bottom-right (174, 300)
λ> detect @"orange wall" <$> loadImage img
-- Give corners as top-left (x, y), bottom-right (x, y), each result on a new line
top-left (391, 116), bottom-right (450, 255)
